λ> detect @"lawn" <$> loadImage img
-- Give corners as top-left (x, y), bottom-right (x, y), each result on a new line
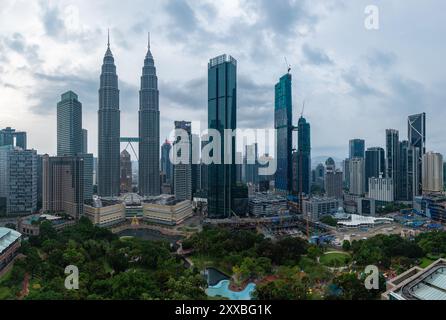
top-left (320, 252), bottom-right (351, 268)
top-left (0, 269), bottom-right (14, 299)
top-left (419, 257), bottom-right (435, 268)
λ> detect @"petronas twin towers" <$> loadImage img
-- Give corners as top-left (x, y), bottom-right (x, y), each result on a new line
top-left (98, 32), bottom-right (159, 197)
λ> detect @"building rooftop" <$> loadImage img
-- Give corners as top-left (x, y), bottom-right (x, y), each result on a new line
top-left (0, 227), bottom-right (21, 254)
top-left (337, 214), bottom-right (393, 227)
top-left (385, 259), bottom-right (446, 300)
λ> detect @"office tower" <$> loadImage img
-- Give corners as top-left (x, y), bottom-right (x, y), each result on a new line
top-left (93, 157), bottom-right (98, 186)
top-left (296, 116), bottom-right (311, 195)
top-left (36, 154), bottom-right (43, 209)
top-left (314, 163), bottom-right (325, 189)
top-left (400, 141), bottom-right (420, 201)
top-left (57, 91), bottom-right (82, 157)
top-left (191, 133), bottom-right (201, 196)
top-left (325, 157), bottom-right (336, 172)
top-left (161, 140), bottom-right (173, 185)
top-left (0, 127), bottom-right (27, 149)
top-left (98, 32), bottom-right (120, 197)
top-left (0, 147), bottom-right (37, 215)
top-left (120, 150), bottom-right (132, 193)
top-left (82, 153), bottom-right (93, 201)
top-left (349, 157), bottom-right (365, 196)
top-left (57, 91), bottom-right (92, 201)
top-left (82, 129), bottom-right (88, 154)
top-left (408, 113), bottom-right (426, 195)
top-left (139, 34), bottom-right (160, 197)
top-left (325, 170), bottom-right (343, 199)
top-left (245, 143), bottom-right (259, 185)
top-left (365, 147), bottom-right (385, 192)
top-left (207, 54), bottom-right (237, 218)
top-left (274, 73), bottom-right (293, 194)
top-left (422, 152), bottom-right (444, 193)
top-left (386, 129), bottom-right (400, 199)
top-left (444, 162), bottom-right (446, 190)
top-left (173, 121), bottom-right (192, 201)
top-left (368, 177), bottom-right (394, 203)
top-left (349, 139), bottom-right (365, 159)
top-left (42, 155), bottom-right (84, 219)
top-left (343, 158), bottom-right (351, 189)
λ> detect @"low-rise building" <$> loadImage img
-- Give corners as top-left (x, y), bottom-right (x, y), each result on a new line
top-left (382, 258), bottom-right (446, 300)
top-left (0, 227), bottom-right (21, 272)
top-left (249, 193), bottom-right (287, 217)
top-left (84, 198), bottom-right (126, 227)
top-left (302, 197), bottom-right (341, 221)
top-left (18, 214), bottom-right (75, 236)
top-left (142, 195), bottom-right (193, 226)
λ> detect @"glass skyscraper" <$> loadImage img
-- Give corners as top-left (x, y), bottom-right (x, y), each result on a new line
top-left (161, 140), bottom-right (173, 185)
top-left (274, 73), bottom-right (293, 194)
top-left (98, 34), bottom-right (120, 197)
top-left (365, 147), bottom-right (385, 192)
top-left (57, 91), bottom-right (82, 157)
top-left (297, 116), bottom-right (311, 195)
top-left (386, 129), bottom-right (400, 199)
top-left (207, 54), bottom-right (237, 219)
top-left (408, 113), bottom-right (426, 195)
top-left (0, 127), bottom-right (27, 150)
top-left (139, 34), bottom-right (160, 196)
top-left (349, 139), bottom-right (365, 159)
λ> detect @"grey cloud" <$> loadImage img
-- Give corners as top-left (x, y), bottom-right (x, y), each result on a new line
top-left (342, 68), bottom-right (381, 97)
top-left (3, 33), bottom-right (41, 65)
top-left (30, 71), bottom-right (138, 116)
top-left (367, 50), bottom-right (397, 69)
top-left (40, 1), bottom-right (65, 38)
top-left (302, 44), bottom-right (334, 66)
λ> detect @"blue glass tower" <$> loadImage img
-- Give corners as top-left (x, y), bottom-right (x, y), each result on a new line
top-left (274, 73), bottom-right (293, 194)
top-left (297, 116), bottom-right (311, 195)
top-left (207, 54), bottom-right (237, 219)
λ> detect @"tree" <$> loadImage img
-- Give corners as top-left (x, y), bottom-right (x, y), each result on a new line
top-left (342, 240), bottom-right (351, 252)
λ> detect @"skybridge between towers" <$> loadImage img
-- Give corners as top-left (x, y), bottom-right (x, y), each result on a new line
top-left (120, 137), bottom-right (140, 161)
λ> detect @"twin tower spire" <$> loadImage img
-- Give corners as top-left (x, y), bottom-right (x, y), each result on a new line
top-left (98, 29), bottom-right (160, 198)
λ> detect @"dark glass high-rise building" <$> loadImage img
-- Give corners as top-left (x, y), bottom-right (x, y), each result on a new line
top-left (98, 34), bottom-right (120, 197)
top-left (139, 34), bottom-right (160, 196)
top-left (386, 129), bottom-right (400, 199)
top-left (399, 140), bottom-right (420, 201)
top-left (296, 116), bottom-right (311, 195)
top-left (408, 113), bottom-right (426, 195)
top-left (349, 139), bottom-right (365, 159)
top-left (57, 91), bottom-right (82, 157)
top-left (161, 140), bottom-right (172, 185)
top-left (207, 54), bottom-right (237, 219)
top-left (0, 127), bottom-right (27, 150)
top-left (274, 73), bottom-right (293, 194)
top-left (365, 147), bottom-right (385, 192)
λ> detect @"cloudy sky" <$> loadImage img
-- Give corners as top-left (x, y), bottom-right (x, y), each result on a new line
top-left (0, 0), bottom-right (445, 161)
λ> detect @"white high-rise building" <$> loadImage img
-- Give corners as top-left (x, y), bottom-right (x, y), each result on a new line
top-left (349, 158), bottom-right (365, 196)
top-left (368, 177), bottom-right (394, 202)
top-left (422, 152), bottom-right (444, 193)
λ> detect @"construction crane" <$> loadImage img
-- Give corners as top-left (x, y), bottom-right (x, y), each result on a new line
top-left (284, 57), bottom-right (291, 74)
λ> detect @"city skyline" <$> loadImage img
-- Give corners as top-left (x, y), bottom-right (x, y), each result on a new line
top-left (1, 1), bottom-right (445, 160)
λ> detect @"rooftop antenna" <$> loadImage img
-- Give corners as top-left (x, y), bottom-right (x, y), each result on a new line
top-left (284, 56), bottom-right (291, 74)
top-left (301, 100), bottom-right (306, 118)
top-left (148, 32), bottom-right (150, 49)
top-left (107, 28), bottom-right (110, 48)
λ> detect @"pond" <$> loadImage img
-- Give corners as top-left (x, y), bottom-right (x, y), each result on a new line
top-left (206, 280), bottom-right (256, 300)
top-left (204, 267), bottom-right (256, 300)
